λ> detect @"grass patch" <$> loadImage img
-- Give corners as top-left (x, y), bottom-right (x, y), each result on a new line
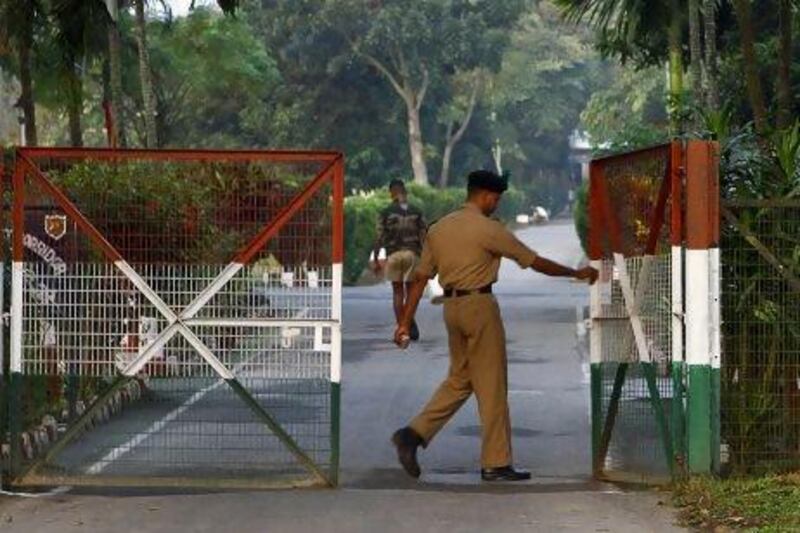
top-left (672, 474), bottom-right (800, 531)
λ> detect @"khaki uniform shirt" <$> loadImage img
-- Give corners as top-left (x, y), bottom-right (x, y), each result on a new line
top-left (416, 203), bottom-right (538, 289)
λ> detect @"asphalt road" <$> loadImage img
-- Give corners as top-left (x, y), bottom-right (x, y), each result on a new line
top-left (0, 219), bottom-right (684, 532)
top-left (341, 219), bottom-right (592, 483)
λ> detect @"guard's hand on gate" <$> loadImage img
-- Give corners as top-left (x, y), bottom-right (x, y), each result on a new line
top-left (394, 323), bottom-right (411, 349)
top-left (575, 266), bottom-right (599, 285)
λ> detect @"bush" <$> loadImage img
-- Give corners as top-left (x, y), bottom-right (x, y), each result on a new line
top-left (344, 184), bottom-right (527, 284)
top-left (573, 180), bottom-right (589, 255)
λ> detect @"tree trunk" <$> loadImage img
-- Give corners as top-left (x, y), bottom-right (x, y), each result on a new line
top-left (108, 0), bottom-right (127, 147)
top-left (732, 0), bottom-right (768, 134)
top-left (777, 0), bottom-right (793, 129)
top-left (66, 67), bottom-right (83, 147)
top-left (439, 140), bottom-right (453, 188)
top-left (668, 0), bottom-right (685, 135)
top-left (134, 0), bottom-right (158, 147)
top-left (688, 0), bottom-right (703, 101)
top-left (405, 98), bottom-right (429, 185)
top-left (439, 78), bottom-right (479, 188)
top-left (702, 0), bottom-right (720, 112)
top-left (17, 34), bottom-right (37, 146)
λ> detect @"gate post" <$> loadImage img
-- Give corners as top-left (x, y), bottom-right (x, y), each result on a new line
top-left (588, 161), bottom-right (604, 477)
top-left (684, 140), bottom-right (720, 474)
top-left (670, 141), bottom-right (686, 473)
top-left (329, 156), bottom-right (344, 487)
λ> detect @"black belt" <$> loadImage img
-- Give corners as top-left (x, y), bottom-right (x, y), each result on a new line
top-left (442, 285), bottom-right (493, 298)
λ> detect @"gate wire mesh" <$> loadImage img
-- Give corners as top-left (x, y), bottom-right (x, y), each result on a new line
top-left (591, 146), bottom-right (677, 481)
top-left (721, 200), bottom-right (800, 474)
top-left (10, 149), bottom-right (340, 487)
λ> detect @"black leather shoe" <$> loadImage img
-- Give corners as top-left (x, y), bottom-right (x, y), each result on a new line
top-left (481, 466), bottom-right (531, 482)
top-left (409, 320), bottom-right (420, 341)
top-left (391, 427), bottom-right (423, 478)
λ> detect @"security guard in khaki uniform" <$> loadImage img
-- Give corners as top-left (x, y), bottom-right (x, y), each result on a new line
top-left (392, 170), bottom-right (598, 482)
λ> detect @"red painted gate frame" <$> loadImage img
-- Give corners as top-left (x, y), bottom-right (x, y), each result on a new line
top-left (7, 147), bottom-right (345, 489)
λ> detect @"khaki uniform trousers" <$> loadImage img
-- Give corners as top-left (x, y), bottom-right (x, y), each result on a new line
top-left (409, 293), bottom-right (512, 468)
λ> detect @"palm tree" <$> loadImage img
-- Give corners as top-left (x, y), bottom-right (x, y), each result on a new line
top-left (730, 0), bottom-right (767, 134)
top-left (133, 0), bottom-right (158, 147)
top-left (52, 0), bottom-right (111, 147)
top-left (556, 0), bottom-right (686, 134)
top-left (688, 0), bottom-right (702, 101)
top-left (132, 0), bottom-right (239, 148)
top-left (776, 0), bottom-right (794, 129)
top-left (0, 0), bottom-right (46, 146)
top-left (702, 0), bottom-right (719, 112)
top-left (106, 0), bottom-right (127, 146)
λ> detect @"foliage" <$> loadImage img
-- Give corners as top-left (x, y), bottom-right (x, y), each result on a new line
top-left (573, 179), bottom-right (589, 254)
top-left (673, 474), bottom-right (800, 531)
top-left (47, 160), bottom-right (303, 264)
top-left (148, 8), bottom-right (281, 148)
top-left (719, 122), bottom-right (800, 473)
top-left (555, 0), bottom-right (682, 67)
top-left (490, 3), bottom-right (605, 179)
top-left (580, 64), bottom-right (669, 150)
top-left (3, 2), bottom-right (604, 204)
top-left (344, 184), bottom-right (526, 284)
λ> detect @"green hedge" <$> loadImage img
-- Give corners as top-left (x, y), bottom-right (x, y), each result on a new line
top-left (344, 183), bottom-right (526, 284)
top-left (573, 179), bottom-right (589, 255)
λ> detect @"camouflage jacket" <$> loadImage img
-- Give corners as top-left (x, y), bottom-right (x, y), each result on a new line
top-left (376, 202), bottom-right (427, 256)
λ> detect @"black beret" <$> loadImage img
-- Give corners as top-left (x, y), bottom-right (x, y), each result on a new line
top-left (467, 170), bottom-right (508, 194)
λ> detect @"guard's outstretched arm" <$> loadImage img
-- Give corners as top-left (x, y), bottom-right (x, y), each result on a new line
top-left (531, 256), bottom-right (598, 284)
top-left (394, 272), bottom-right (429, 346)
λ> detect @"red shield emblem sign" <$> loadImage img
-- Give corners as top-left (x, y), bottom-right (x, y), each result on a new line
top-left (44, 214), bottom-right (67, 241)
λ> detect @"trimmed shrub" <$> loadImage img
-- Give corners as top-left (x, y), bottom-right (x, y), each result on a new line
top-left (573, 180), bottom-right (589, 255)
top-left (344, 184), bottom-right (527, 284)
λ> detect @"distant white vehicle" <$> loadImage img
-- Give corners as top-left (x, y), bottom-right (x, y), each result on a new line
top-left (532, 206), bottom-right (550, 224)
top-left (515, 214), bottom-right (531, 225)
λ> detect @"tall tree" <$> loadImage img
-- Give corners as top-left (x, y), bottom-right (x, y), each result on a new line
top-left (52, 0), bottom-right (112, 147)
top-left (556, 0), bottom-right (687, 133)
top-left (439, 71), bottom-right (481, 187)
top-left (0, 0), bottom-right (45, 145)
top-left (491, 4), bottom-right (604, 180)
top-left (323, 0), bottom-right (527, 186)
top-left (731, 0), bottom-right (768, 134)
top-left (667, 0), bottom-right (684, 133)
top-left (105, 0), bottom-right (127, 146)
top-left (133, 0), bottom-right (158, 147)
top-left (702, 0), bottom-right (719, 111)
top-left (148, 7), bottom-right (280, 147)
top-left (777, 0), bottom-right (793, 129)
top-left (688, 0), bottom-right (703, 100)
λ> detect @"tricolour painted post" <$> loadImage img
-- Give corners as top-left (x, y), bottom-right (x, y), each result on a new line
top-left (329, 156), bottom-right (344, 487)
top-left (684, 140), bottom-right (720, 474)
top-left (588, 161), bottom-right (605, 477)
top-left (670, 141), bottom-right (686, 473)
top-left (9, 153), bottom-right (25, 479)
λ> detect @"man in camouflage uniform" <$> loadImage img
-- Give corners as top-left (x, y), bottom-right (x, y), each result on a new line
top-left (373, 179), bottom-right (427, 341)
top-left (391, 170), bottom-right (598, 482)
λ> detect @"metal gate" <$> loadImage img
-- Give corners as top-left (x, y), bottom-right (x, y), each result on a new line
top-left (4, 147), bottom-right (344, 489)
top-left (589, 140), bottom-right (720, 482)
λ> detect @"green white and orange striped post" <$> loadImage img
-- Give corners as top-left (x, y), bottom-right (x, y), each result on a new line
top-left (329, 156), bottom-right (345, 487)
top-left (684, 140), bottom-right (721, 474)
